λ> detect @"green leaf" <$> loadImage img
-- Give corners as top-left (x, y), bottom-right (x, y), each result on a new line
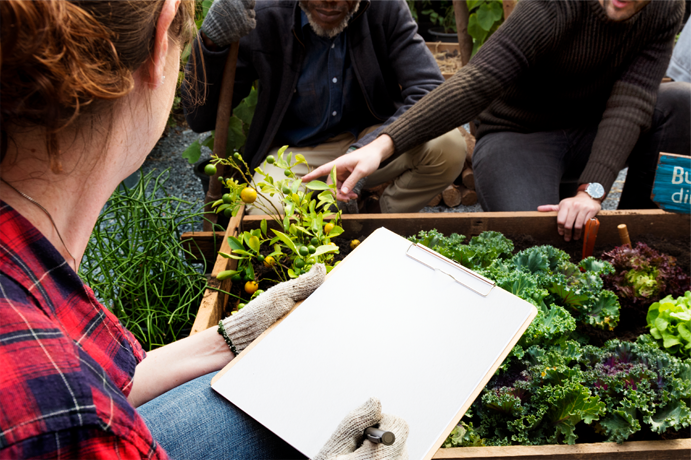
top-left (312, 245), bottom-right (339, 257)
top-left (488, 0), bottom-right (503, 21)
top-left (260, 219), bottom-right (268, 236)
top-left (225, 116), bottom-right (247, 156)
top-left (467, 0), bottom-right (482, 11)
top-left (217, 269), bottom-right (240, 279)
top-left (181, 140), bottom-right (202, 164)
top-left (587, 291), bottom-right (621, 329)
top-left (272, 229), bottom-right (298, 254)
top-left (202, 135), bottom-right (215, 150)
top-left (305, 180), bottom-right (330, 191)
top-left (600, 407), bottom-right (641, 443)
top-left (476, 3), bottom-right (496, 31)
top-left (648, 400), bottom-right (691, 433)
top-left (549, 283), bottom-right (590, 308)
top-left (233, 86), bottom-right (258, 126)
top-left (227, 236), bottom-right (245, 252)
top-left (325, 225), bottom-right (344, 238)
top-left (468, 14), bottom-right (489, 44)
top-left (247, 235), bottom-right (260, 253)
top-left (655, 316), bottom-right (670, 333)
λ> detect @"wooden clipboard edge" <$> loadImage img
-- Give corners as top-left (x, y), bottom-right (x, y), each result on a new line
top-left (210, 227), bottom-right (393, 386)
top-left (425, 297), bottom-right (538, 460)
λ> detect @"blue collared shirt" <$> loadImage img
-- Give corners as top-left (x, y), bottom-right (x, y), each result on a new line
top-left (275, 11), bottom-right (375, 148)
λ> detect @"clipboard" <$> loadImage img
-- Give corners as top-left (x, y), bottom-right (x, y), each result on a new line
top-left (211, 227), bottom-right (537, 460)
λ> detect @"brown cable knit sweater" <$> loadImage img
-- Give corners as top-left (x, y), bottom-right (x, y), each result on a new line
top-left (384, 0), bottom-right (684, 193)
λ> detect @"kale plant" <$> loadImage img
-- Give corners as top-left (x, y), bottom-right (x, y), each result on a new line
top-left (580, 335), bottom-right (691, 442)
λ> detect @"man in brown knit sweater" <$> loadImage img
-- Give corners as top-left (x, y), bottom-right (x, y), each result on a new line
top-left (304, 0), bottom-right (690, 241)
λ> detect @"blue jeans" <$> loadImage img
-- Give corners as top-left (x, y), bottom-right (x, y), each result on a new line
top-left (138, 373), bottom-right (306, 460)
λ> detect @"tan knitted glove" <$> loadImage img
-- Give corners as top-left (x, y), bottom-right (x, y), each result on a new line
top-left (314, 398), bottom-right (409, 460)
top-left (220, 264), bottom-right (326, 354)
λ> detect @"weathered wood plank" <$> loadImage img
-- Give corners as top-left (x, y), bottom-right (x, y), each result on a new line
top-left (190, 206), bottom-right (245, 335)
top-left (432, 438), bottom-right (691, 459)
top-left (238, 210), bottom-right (689, 251)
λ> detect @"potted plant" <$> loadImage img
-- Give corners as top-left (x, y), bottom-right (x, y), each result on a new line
top-left (422, 0), bottom-right (505, 55)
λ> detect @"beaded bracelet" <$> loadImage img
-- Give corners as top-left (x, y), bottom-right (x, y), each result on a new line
top-left (217, 320), bottom-right (238, 355)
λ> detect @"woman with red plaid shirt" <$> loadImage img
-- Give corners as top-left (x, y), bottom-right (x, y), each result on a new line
top-left (0, 1), bottom-right (409, 459)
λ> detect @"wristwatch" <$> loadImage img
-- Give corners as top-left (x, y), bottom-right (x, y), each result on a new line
top-left (578, 183), bottom-right (606, 201)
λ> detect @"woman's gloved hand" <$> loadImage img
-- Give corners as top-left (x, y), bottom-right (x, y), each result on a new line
top-left (201, 0), bottom-right (256, 48)
top-left (314, 398), bottom-right (409, 460)
top-left (220, 264), bottom-right (326, 354)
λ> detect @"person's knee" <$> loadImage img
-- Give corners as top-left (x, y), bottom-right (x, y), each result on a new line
top-left (657, 82), bottom-right (691, 118)
top-left (416, 128), bottom-right (467, 181)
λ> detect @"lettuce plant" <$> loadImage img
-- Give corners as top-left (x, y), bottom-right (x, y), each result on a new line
top-left (602, 243), bottom-right (690, 309)
top-left (647, 292), bottom-right (691, 358)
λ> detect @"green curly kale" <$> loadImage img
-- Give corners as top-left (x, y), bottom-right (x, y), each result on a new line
top-left (580, 336), bottom-right (691, 442)
top-left (476, 342), bottom-right (605, 446)
top-left (409, 230), bottom-right (688, 447)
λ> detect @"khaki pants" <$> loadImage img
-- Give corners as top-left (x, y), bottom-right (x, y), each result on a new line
top-left (248, 125), bottom-right (466, 214)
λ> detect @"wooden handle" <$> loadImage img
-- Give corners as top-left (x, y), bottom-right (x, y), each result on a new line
top-left (203, 41), bottom-right (241, 231)
top-left (582, 217), bottom-right (600, 259)
top-left (618, 224), bottom-right (632, 247)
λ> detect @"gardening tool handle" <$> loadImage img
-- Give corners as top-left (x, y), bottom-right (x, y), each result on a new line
top-left (581, 217), bottom-right (600, 259)
top-left (203, 41), bottom-right (241, 231)
top-left (617, 224), bottom-right (632, 247)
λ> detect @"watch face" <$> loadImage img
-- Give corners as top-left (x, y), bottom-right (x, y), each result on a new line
top-left (586, 183), bottom-right (605, 200)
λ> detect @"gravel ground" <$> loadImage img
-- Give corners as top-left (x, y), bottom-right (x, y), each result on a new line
top-left (140, 126), bottom-right (625, 223)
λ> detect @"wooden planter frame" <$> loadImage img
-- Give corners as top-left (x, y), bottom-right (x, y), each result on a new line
top-left (182, 209), bottom-right (690, 459)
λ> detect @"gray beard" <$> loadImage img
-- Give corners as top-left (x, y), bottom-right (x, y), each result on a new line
top-left (299, 1), bottom-right (361, 39)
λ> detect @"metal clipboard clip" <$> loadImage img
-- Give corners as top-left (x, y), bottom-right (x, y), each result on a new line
top-left (406, 243), bottom-right (495, 296)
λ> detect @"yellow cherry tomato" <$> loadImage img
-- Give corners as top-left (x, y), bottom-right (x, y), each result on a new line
top-left (244, 281), bottom-right (259, 295)
top-left (324, 222), bottom-right (334, 234)
top-left (240, 187), bottom-right (257, 204)
top-left (263, 256), bottom-right (276, 267)
top-left (350, 239), bottom-right (360, 250)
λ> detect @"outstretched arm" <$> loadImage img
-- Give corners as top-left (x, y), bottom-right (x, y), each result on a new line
top-left (128, 265), bottom-right (326, 407)
top-left (303, 0), bottom-right (558, 198)
top-left (538, 3), bottom-right (681, 241)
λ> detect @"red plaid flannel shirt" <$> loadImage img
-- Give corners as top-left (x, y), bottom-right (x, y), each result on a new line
top-left (0, 201), bottom-right (168, 459)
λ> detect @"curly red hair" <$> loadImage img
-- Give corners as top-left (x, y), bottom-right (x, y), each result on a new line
top-left (0, 0), bottom-right (195, 172)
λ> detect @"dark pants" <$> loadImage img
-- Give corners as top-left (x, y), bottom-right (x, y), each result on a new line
top-left (473, 82), bottom-right (691, 211)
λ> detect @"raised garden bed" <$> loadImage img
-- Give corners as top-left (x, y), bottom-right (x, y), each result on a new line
top-left (427, 42), bottom-right (461, 80)
top-left (181, 209), bottom-right (690, 458)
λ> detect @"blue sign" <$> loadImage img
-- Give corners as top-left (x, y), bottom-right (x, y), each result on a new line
top-left (651, 153), bottom-right (691, 214)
